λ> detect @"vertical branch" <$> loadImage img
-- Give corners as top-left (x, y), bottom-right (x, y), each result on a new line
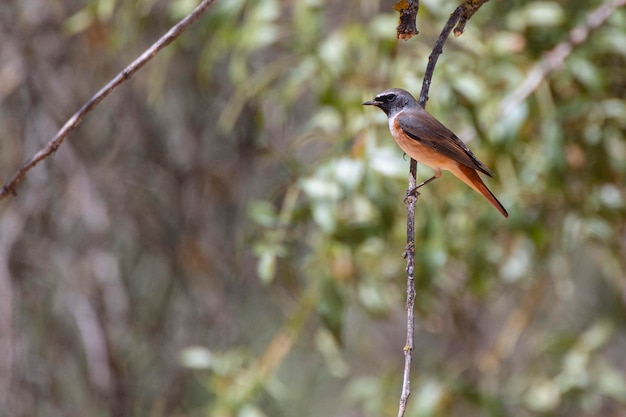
top-left (398, 159), bottom-right (418, 417)
top-left (398, 2), bottom-right (490, 416)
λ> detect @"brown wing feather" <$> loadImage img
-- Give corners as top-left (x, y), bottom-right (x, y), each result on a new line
top-left (396, 110), bottom-right (493, 177)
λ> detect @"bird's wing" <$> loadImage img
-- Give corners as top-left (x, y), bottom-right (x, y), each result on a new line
top-left (397, 110), bottom-right (493, 177)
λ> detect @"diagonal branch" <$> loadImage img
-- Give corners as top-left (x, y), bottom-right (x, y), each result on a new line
top-left (498, 0), bottom-right (625, 118)
top-left (418, 5), bottom-right (464, 108)
top-left (0, 0), bottom-right (217, 200)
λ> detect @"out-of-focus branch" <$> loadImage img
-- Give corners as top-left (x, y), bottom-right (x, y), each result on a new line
top-left (479, 278), bottom-right (547, 374)
top-left (398, 2), bottom-right (491, 416)
top-left (498, 0), bottom-right (625, 118)
top-left (0, 0), bottom-right (217, 201)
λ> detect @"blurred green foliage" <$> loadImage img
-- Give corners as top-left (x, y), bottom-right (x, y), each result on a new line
top-left (0, 0), bottom-right (625, 416)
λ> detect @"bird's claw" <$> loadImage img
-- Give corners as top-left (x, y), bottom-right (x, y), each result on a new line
top-left (404, 187), bottom-right (420, 204)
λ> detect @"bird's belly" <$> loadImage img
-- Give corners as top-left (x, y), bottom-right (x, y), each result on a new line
top-left (391, 130), bottom-right (455, 171)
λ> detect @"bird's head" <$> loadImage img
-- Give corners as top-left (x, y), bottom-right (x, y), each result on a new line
top-left (362, 88), bottom-right (418, 117)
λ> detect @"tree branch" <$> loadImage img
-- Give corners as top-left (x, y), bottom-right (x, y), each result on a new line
top-left (454, 0), bottom-right (491, 37)
top-left (0, 0), bottom-right (217, 200)
top-left (418, 5), bottom-right (463, 108)
top-left (394, 0), bottom-right (420, 40)
top-left (398, 2), bottom-right (490, 416)
top-left (498, 0), bottom-right (625, 118)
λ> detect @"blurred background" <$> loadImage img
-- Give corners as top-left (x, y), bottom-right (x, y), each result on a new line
top-left (1, 0), bottom-right (625, 416)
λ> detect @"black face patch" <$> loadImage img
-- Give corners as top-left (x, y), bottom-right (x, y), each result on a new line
top-left (377, 93), bottom-right (396, 103)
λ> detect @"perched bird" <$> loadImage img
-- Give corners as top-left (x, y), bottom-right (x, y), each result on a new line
top-left (363, 88), bottom-right (508, 218)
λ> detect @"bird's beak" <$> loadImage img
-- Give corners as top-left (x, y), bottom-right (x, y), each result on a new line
top-left (362, 99), bottom-right (381, 106)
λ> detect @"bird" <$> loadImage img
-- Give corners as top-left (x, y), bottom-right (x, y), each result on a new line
top-left (363, 88), bottom-right (508, 218)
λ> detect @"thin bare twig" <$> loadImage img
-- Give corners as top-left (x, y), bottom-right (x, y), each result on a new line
top-left (498, 0), bottom-right (625, 118)
top-left (0, 0), bottom-right (217, 200)
top-left (398, 164), bottom-right (417, 417)
top-left (398, 2), bottom-right (490, 416)
top-left (418, 5), bottom-right (464, 108)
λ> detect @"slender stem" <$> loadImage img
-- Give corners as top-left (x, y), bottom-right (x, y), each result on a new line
top-left (397, 159), bottom-right (417, 417)
top-left (418, 5), bottom-right (463, 108)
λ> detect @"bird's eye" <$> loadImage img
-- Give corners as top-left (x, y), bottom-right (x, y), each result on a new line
top-left (381, 94), bottom-right (395, 103)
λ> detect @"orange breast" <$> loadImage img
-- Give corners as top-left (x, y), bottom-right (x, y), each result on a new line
top-left (390, 118), bottom-right (458, 172)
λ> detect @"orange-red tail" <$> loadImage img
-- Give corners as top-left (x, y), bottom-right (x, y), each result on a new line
top-left (452, 165), bottom-right (509, 218)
